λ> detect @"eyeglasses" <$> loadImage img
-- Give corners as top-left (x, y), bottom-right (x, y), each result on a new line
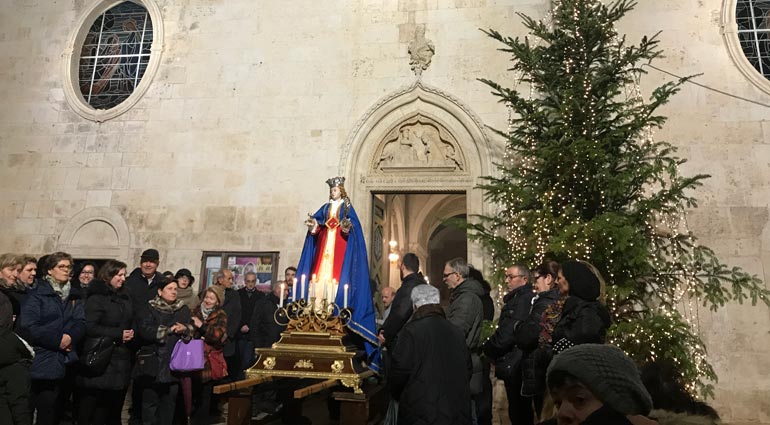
top-left (505, 274), bottom-right (525, 279)
top-left (443, 271), bottom-right (459, 278)
top-left (80, 270), bottom-right (94, 275)
top-left (56, 264), bottom-right (72, 271)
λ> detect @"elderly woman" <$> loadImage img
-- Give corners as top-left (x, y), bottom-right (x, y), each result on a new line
top-left (76, 260), bottom-right (134, 425)
top-left (190, 286), bottom-right (227, 425)
top-left (136, 279), bottom-right (193, 425)
top-left (17, 251), bottom-right (86, 425)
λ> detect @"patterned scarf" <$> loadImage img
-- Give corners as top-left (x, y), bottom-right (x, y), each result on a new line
top-left (148, 295), bottom-right (185, 313)
top-left (45, 275), bottom-right (71, 301)
top-left (538, 294), bottom-right (566, 346)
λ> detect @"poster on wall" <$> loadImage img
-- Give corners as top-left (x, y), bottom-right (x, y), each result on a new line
top-left (200, 251), bottom-right (279, 292)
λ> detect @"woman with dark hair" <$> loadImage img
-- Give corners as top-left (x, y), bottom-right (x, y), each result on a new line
top-left (136, 279), bottom-right (193, 425)
top-left (551, 260), bottom-right (611, 354)
top-left (76, 259), bottom-right (134, 425)
top-left (72, 261), bottom-right (97, 292)
top-left (17, 251), bottom-right (86, 425)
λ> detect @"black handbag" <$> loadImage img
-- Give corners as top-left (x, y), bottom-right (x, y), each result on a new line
top-left (494, 348), bottom-right (523, 380)
top-left (79, 336), bottom-right (115, 376)
top-left (134, 345), bottom-right (159, 378)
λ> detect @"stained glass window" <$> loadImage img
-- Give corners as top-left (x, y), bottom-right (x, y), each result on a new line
top-left (78, 1), bottom-right (153, 110)
top-left (736, 0), bottom-right (770, 80)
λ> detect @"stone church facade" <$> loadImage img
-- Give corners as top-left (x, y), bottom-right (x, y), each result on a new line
top-left (0, 0), bottom-right (768, 422)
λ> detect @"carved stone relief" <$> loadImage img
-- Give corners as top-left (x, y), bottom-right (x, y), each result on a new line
top-left (408, 25), bottom-right (435, 77)
top-left (372, 115), bottom-right (466, 173)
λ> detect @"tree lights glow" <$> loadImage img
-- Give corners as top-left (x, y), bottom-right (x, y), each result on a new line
top-left (472, 0), bottom-right (770, 397)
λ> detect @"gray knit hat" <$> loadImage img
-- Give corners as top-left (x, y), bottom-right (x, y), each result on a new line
top-left (411, 284), bottom-right (439, 308)
top-left (547, 344), bottom-right (653, 416)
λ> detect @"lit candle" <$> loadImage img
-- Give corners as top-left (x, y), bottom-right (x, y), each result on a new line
top-left (343, 284), bottom-right (349, 308)
top-left (332, 279), bottom-right (337, 303)
top-left (300, 274), bottom-right (306, 300)
top-left (279, 283), bottom-right (285, 306)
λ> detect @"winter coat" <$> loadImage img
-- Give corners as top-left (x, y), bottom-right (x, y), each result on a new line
top-left (446, 277), bottom-right (484, 394)
top-left (17, 278), bottom-right (86, 380)
top-left (249, 293), bottom-right (286, 349)
top-left (515, 288), bottom-right (560, 396)
top-left (125, 268), bottom-right (163, 320)
top-left (176, 285), bottom-right (199, 311)
top-left (551, 296), bottom-right (611, 354)
top-left (76, 280), bottom-right (134, 390)
top-left (219, 286), bottom-right (241, 356)
top-left (237, 288), bottom-right (263, 331)
top-left (482, 283), bottom-right (535, 359)
top-left (192, 306), bottom-right (227, 350)
top-left (0, 281), bottom-right (27, 330)
top-left (380, 272), bottom-right (426, 349)
top-left (136, 297), bottom-right (193, 384)
top-left (446, 278), bottom-right (485, 351)
top-left (0, 291), bottom-right (12, 332)
top-left (390, 304), bottom-right (472, 425)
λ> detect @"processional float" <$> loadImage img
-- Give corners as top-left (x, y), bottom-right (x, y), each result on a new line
top-left (245, 279), bottom-right (369, 394)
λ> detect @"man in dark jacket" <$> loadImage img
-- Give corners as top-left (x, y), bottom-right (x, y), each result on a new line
top-left (378, 253), bottom-right (426, 351)
top-left (443, 257), bottom-right (484, 418)
top-left (125, 248), bottom-right (163, 319)
top-left (124, 248), bottom-right (162, 425)
top-left (483, 263), bottom-right (536, 425)
top-left (0, 290), bottom-right (33, 425)
top-left (237, 272), bottom-right (263, 372)
top-left (390, 284), bottom-right (472, 425)
top-left (213, 269), bottom-right (242, 380)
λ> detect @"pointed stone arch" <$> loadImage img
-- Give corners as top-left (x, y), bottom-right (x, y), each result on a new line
top-left (340, 81), bottom-right (495, 267)
top-left (57, 207), bottom-right (131, 259)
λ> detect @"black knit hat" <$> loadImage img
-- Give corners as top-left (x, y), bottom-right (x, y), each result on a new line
top-left (547, 344), bottom-right (653, 416)
top-left (561, 260), bottom-right (600, 301)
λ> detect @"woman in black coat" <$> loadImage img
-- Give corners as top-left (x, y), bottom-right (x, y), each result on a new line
top-left (76, 260), bottom-right (134, 425)
top-left (551, 261), bottom-right (611, 354)
top-left (136, 279), bottom-right (194, 425)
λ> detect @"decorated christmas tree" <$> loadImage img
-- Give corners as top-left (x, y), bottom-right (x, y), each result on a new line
top-left (473, 0), bottom-right (770, 395)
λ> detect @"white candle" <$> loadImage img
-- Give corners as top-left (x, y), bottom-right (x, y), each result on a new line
top-left (322, 281), bottom-right (328, 302)
top-left (332, 279), bottom-right (337, 303)
top-left (343, 284), bottom-right (349, 308)
top-left (279, 283), bottom-right (285, 306)
top-left (300, 274), bottom-right (306, 300)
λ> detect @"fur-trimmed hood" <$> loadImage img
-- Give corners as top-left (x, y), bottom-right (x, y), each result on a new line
top-left (650, 409), bottom-right (720, 425)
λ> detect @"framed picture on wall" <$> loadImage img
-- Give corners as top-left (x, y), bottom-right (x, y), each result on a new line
top-left (200, 251), bottom-right (279, 292)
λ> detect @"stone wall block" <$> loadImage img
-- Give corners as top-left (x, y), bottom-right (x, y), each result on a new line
top-left (77, 168), bottom-right (112, 190)
top-left (203, 206), bottom-right (237, 232)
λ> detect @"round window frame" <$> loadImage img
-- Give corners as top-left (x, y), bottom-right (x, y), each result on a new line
top-left (63, 0), bottom-right (164, 122)
top-left (721, 0), bottom-right (770, 96)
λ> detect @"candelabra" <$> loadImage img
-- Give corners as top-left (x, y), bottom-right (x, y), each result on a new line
top-left (245, 298), bottom-right (366, 393)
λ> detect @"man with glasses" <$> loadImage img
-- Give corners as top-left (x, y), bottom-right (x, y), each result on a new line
top-left (482, 264), bottom-right (536, 425)
top-left (443, 257), bottom-right (485, 423)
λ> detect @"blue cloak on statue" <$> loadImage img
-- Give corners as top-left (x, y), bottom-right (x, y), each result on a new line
top-left (296, 200), bottom-right (380, 372)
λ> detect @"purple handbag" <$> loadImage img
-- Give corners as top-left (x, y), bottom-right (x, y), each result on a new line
top-left (170, 339), bottom-right (205, 372)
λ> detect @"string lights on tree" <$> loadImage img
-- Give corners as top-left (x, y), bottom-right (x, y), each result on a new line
top-left (469, 0), bottom-right (770, 396)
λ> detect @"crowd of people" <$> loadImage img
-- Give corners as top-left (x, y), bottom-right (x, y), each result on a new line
top-left (378, 256), bottom-right (721, 425)
top-left (0, 249), bottom-right (305, 425)
top-left (0, 245), bottom-right (724, 425)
